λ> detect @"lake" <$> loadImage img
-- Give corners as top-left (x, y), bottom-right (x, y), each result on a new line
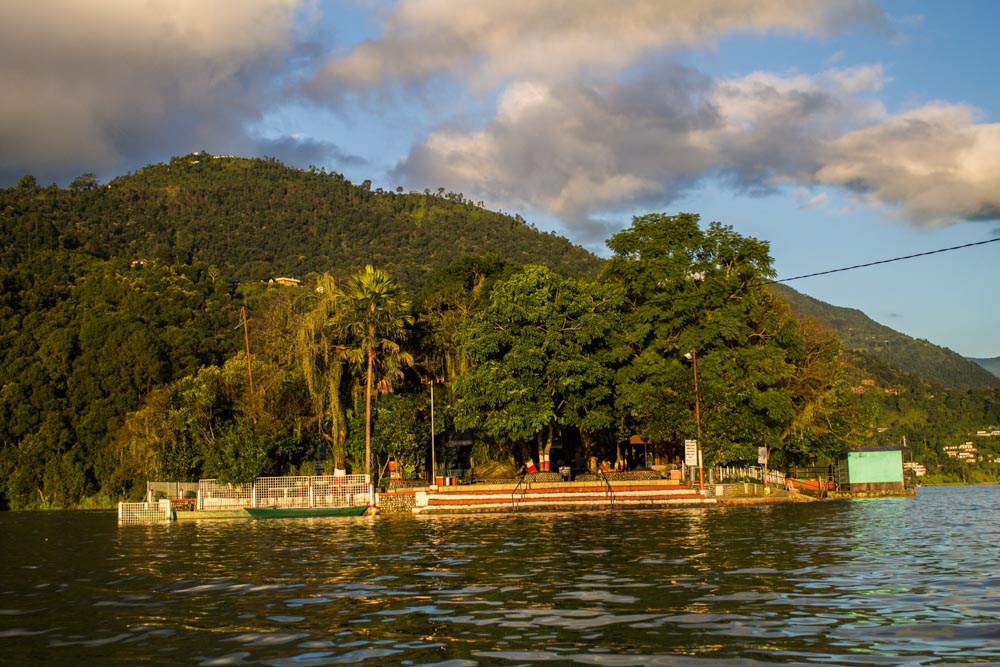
top-left (1, 486), bottom-right (998, 665)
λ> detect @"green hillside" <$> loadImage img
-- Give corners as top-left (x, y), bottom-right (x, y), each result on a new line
top-left (8, 153), bottom-right (602, 294)
top-left (770, 283), bottom-right (1000, 389)
top-left (0, 154), bottom-right (604, 509)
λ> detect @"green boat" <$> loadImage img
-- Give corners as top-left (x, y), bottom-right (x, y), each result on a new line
top-left (244, 505), bottom-right (368, 518)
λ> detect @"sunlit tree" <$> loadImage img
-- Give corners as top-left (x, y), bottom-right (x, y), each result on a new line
top-left (336, 266), bottom-right (414, 481)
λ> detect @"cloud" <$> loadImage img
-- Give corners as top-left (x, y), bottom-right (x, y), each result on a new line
top-left (0, 0), bottom-right (310, 185)
top-left (392, 64), bottom-right (891, 241)
top-left (794, 188), bottom-right (830, 210)
top-left (815, 104), bottom-right (1000, 225)
top-left (311, 0), bottom-right (887, 94)
top-left (393, 65), bottom-right (722, 241)
top-left (395, 59), bottom-right (1000, 239)
top-left (254, 135), bottom-right (368, 170)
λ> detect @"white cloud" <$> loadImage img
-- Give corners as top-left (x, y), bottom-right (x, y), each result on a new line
top-left (816, 104), bottom-right (1000, 225)
top-left (794, 188), bottom-right (830, 210)
top-left (0, 0), bottom-right (311, 183)
top-left (313, 0), bottom-right (886, 93)
top-left (395, 63), bottom-right (1000, 240)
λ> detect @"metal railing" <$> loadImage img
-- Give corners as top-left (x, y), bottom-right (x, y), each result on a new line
top-left (713, 465), bottom-right (786, 487)
top-left (598, 469), bottom-right (616, 509)
top-left (196, 474), bottom-right (370, 511)
top-left (146, 481), bottom-right (199, 503)
top-left (253, 474), bottom-right (369, 509)
top-left (511, 474), bottom-right (530, 511)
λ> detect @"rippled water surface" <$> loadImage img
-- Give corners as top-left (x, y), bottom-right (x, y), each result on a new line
top-left (2, 486), bottom-right (999, 666)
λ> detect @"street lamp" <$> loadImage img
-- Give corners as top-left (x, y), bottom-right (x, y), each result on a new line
top-left (424, 376), bottom-right (443, 487)
top-left (684, 349), bottom-right (705, 491)
top-left (430, 378), bottom-right (437, 486)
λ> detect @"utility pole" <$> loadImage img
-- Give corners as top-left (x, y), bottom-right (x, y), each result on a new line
top-left (685, 348), bottom-right (704, 491)
top-left (241, 306), bottom-right (256, 427)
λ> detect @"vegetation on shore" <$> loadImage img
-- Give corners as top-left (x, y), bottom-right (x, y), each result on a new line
top-left (2, 155), bottom-right (997, 509)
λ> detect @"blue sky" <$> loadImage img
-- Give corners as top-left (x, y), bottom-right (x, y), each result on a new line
top-left (2, 0), bottom-right (998, 357)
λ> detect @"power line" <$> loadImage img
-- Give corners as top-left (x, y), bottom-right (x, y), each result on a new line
top-left (766, 237), bottom-right (1000, 285)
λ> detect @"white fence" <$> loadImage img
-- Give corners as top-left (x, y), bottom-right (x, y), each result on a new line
top-left (197, 474), bottom-right (370, 510)
top-left (146, 481), bottom-right (199, 503)
top-left (253, 474), bottom-right (370, 509)
top-left (713, 466), bottom-right (786, 487)
top-left (120, 474), bottom-right (373, 523)
top-left (118, 500), bottom-right (172, 524)
top-left (197, 479), bottom-right (254, 510)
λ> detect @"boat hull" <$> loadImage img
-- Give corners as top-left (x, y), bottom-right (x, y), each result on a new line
top-left (244, 505), bottom-right (368, 518)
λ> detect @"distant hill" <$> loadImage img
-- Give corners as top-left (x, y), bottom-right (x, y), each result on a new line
top-left (7, 153), bottom-right (603, 295)
top-left (971, 357), bottom-right (1000, 379)
top-left (770, 283), bottom-right (1000, 389)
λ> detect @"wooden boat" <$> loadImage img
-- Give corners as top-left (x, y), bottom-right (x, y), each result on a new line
top-left (244, 505), bottom-right (368, 518)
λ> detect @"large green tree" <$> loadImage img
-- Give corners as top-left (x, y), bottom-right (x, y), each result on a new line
top-left (453, 265), bottom-right (621, 470)
top-left (602, 213), bottom-right (807, 465)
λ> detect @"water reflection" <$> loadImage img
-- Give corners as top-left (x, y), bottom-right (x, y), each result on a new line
top-left (0, 487), bottom-right (998, 665)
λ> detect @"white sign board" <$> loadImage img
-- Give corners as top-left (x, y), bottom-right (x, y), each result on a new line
top-left (758, 447), bottom-right (768, 465)
top-left (684, 439), bottom-right (699, 466)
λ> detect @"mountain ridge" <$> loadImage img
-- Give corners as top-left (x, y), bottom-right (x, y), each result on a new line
top-left (770, 283), bottom-right (1000, 389)
top-left (970, 357), bottom-right (1000, 379)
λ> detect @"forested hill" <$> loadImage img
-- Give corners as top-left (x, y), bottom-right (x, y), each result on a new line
top-left (6, 153), bottom-right (602, 293)
top-left (770, 284), bottom-right (1000, 389)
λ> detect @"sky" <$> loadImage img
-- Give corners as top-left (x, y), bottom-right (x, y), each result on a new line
top-left (2, 0), bottom-right (998, 358)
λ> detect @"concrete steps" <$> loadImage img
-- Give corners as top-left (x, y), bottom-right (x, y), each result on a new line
top-left (410, 479), bottom-right (713, 514)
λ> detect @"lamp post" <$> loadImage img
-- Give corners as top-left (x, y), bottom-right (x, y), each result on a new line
top-left (684, 349), bottom-right (704, 491)
top-left (430, 378), bottom-right (437, 487)
top-left (424, 376), bottom-right (442, 487)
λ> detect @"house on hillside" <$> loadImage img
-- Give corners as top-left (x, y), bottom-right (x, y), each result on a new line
top-left (271, 277), bottom-right (301, 287)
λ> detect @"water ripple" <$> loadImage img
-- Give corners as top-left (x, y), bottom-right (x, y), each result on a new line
top-left (1, 488), bottom-right (998, 664)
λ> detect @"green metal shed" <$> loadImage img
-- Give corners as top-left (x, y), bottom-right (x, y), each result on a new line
top-left (841, 446), bottom-right (905, 492)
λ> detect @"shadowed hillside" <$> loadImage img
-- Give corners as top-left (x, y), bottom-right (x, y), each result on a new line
top-left (770, 284), bottom-right (1000, 389)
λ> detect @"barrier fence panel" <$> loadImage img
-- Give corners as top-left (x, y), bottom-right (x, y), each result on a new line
top-left (118, 501), bottom-right (171, 525)
top-left (146, 481), bottom-right (199, 503)
top-left (197, 479), bottom-right (254, 510)
top-left (253, 474), bottom-right (369, 509)
top-left (714, 466), bottom-right (786, 487)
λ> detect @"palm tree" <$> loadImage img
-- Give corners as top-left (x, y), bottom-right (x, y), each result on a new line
top-left (295, 273), bottom-right (350, 472)
top-left (337, 266), bottom-right (414, 484)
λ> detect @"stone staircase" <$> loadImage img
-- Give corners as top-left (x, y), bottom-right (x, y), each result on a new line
top-left (410, 478), bottom-right (713, 514)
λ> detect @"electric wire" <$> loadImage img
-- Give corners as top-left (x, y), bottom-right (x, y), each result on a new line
top-left (765, 237), bottom-right (1000, 285)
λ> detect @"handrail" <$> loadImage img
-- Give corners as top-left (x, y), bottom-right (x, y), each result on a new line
top-left (599, 469), bottom-right (615, 509)
top-left (511, 474), bottom-right (530, 511)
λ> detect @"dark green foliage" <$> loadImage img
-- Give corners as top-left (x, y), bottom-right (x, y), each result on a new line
top-left (602, 213), bottom-right (805, 466)
top-left (37, 153), bottom-right (601, 294)
top-left (0, 156), bottom-right (598, 508)
top-left (453, 265), bottom-right (622, 463)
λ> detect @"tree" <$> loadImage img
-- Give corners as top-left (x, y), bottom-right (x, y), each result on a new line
top-left (336, 266), bottom-right (414, 482)
top-left (274, 273), bottom-right (354, 472)
top-left (774, 310), bottom-right (860, 467)
top-left (69, 173), bottom-right (99, 191)
top-left (454, 265), bottom-right (621, 470)
top-left (602, 213), bottom-right (805, 465)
